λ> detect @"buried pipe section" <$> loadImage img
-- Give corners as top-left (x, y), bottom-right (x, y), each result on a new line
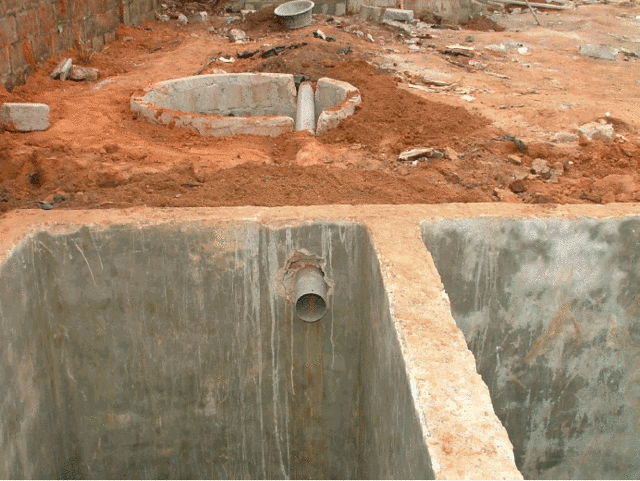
top-left (294, 266), bottom-right (327, 322)
top-left (295, 81), bottom-right (316, 133)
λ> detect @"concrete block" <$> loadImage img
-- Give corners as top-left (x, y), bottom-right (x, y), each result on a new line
top-left (1, 102), bottom-right (50, 131)
top-left (315, 77), bottom-right (361, 134)
top-left (382, 7), bottom-right (414, 22)
top-left (578, 44), bottom-right (618, 61)
top-left (358, 5), bottom-right (384, 22)
top-left (335, 2), bottom-right (346, 15)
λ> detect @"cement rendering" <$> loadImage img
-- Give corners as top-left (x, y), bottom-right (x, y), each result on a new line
top-left (422, 217), bottom-right (640, 479)
top-left (4, 204), bottom-right (640, 479)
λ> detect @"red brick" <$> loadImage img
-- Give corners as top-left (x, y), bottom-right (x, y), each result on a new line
top-left (0, 15), bottom-right (18, 46)
top-left (15, 9), bottom-right (39, 39)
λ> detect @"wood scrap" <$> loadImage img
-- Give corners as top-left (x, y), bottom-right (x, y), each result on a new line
top-left (480, 0), bottom-right (571, 9)
top-left (194, 52), bottom-right (221, 75)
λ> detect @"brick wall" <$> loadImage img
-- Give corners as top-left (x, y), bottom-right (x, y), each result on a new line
top-left (0, 0), bottom-right (158, 91)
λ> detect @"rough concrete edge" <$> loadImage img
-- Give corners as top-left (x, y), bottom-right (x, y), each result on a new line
top-left (3, 203), bottom-right (640, 266)
top-left (315, 77), bottom-right (361, 135)
top-left (130, 96), bottom-right (293, 136)
top-left (365, 217), bottom-right (522, 480)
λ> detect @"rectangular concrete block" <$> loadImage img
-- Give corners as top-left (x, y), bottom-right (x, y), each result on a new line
top-left (358, 4), bottom-right (383, 22)
top-left (1, 102), bottom-right (50, 132)
top-left (335, 2), bottom-right (346, 15)
top-left (383, 7), bottom-right (414, 22)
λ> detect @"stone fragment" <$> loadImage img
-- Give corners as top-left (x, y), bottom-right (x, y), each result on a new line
top-left (444, 147), bottom-right (459, 160)
top-left (531, 158), bottom-right (551, 179)
top-left (68, 66), bottom-right (99, 81)
top-left (188, 11), bottom-right (207, 22)
top-left (228, 29), bottom-right (247, 42)
top-left (313, 29), bottom-right (327, 40)
top-left (366, 33), bottom-right (375, 42)
top-left (156, 12), bottom-right (170, 21)
top-left (493, 188), bottom-right (520, 202)
top-left (383, 8), bottom-right (414, 22)
top-left (50, 58), bottom-right (73, 80)
top-left (509, 179), bottom-right (526, 193)
top-left (507, 154), bottom-right (522, 165)
top-left (1, 103), bottom-right (50, 132)
top-left (398, 147), bottom-right (433, 161)
top-left (577, 121), bottom-right (614, 141)
top-left (177, 13), bottom-right (188, 24)
top-left (578, 44), bottom-right (618, 61)
top-left (551, 131), bottom-right (579, 143)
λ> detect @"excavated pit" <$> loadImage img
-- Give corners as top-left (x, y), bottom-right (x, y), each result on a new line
top-left (0, 221), bottom-right (433, 479)
top-left (422, 217), bottom-right (640, 480)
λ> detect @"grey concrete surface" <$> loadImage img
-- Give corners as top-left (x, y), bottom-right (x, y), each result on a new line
top-left (0, 221), bottom-right (434, 479)
top-left (422, 217), bottom-right (640, 479)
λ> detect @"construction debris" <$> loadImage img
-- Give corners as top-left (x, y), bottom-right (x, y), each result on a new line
top-left (50, 58), bottom-right (73, 80)
top-left (69, 66), bottom-right (99, 81)
top-left (578, 44), bottom-right (618, 61)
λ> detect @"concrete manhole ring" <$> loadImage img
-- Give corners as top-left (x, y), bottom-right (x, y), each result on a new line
top-left (130, 73), bottom-right (361, 137)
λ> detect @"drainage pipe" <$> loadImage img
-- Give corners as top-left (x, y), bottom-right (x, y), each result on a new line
top-left (295, 81), bottom-right (316, 133)
top-left (294, 266), bottom-right (327, 322)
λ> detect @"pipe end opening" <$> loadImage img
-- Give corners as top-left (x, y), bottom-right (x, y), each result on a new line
top-left (296, 293), bottom-right (327, 322)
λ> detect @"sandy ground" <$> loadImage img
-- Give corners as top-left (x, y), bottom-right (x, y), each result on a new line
top-left (1, 0), bottom-right (640, 214)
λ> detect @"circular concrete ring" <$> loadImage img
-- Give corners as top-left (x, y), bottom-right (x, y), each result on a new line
top-left (130, 73), bottom-right (361, 137)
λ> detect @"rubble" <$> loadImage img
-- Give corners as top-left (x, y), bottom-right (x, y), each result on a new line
top-left (531, 158), bottom-right (552, 179)
top-left (577, 120), bottom-right (614, 141)
top-left (444, 147), bottom-right (459, 160)
top-left (69, 66), bottom-right (99, 81)
top-left (177, 13), bottom-right (188, 25)
top-left (50, 58), bottom-right (73, 80)
top-left (228, 29), bottom-right (247, 42)
top-left (188, 12), bottom-right (208, 23)
top-left (578, 44), bottom-right (618, 61)
top-left (551, 131), bottom-right (579, 143)
top-left (398, 147), bottom-right (434, 161)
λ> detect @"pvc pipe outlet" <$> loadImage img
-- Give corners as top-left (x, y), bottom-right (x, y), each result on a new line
top-left (295, 81), bottom-right (316, 133)
top-left (294, 266), bottom-right (327, 322)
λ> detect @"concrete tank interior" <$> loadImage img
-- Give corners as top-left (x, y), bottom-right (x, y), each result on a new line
top-left (422, 217), bottom-right (640, 480)
top-left (0, 221), bottom-right (434, 479)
